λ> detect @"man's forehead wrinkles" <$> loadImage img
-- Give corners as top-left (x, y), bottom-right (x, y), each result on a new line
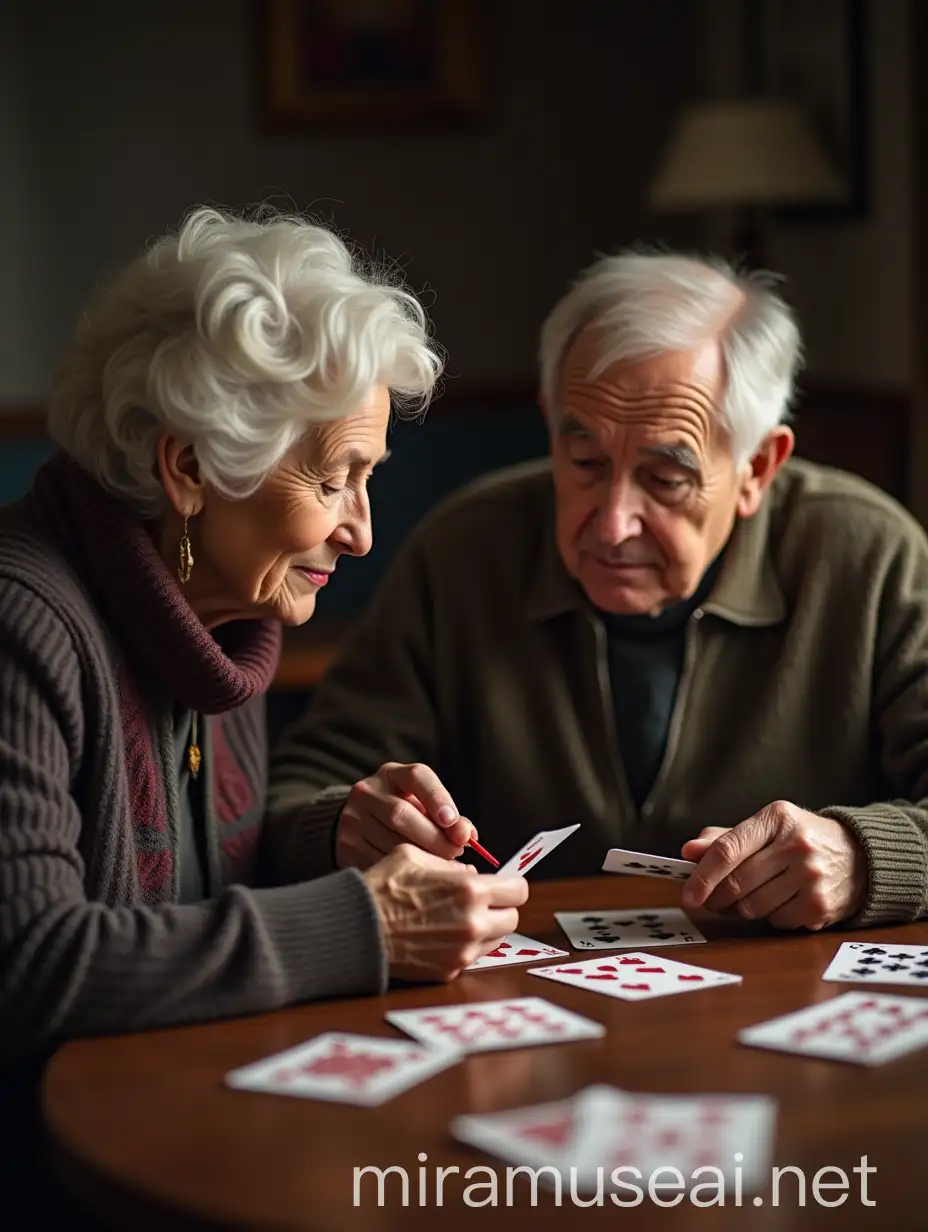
top-left (563, 375), bottom-right (715, 404)
top-left (560, 400), bottom-right (712, 438)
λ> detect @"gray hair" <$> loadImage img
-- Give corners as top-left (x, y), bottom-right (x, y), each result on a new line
top-left (47, 205), bottom-right (444, 517)
top-left (539, 250), bottom-right (802, 465)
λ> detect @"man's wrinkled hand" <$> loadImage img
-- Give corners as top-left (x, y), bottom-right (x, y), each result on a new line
top-left (679, 802), bottom-right (869, 930)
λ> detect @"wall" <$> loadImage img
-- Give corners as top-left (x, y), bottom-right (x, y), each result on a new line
top-left (705, 0), bottom-right (912, 391)
top-left (0, 2), bottom-right (51, 400)
top-left (768, 0), bottom-right (912, 389)
top-left (0, 0), bottom-right (705, 405)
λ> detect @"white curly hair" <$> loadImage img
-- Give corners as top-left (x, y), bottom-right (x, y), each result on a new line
top-left (46, 205), bottom-right (444, 517)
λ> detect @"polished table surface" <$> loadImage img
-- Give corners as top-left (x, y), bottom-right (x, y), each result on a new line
top-left (43, 877), bottom-right (928, 1231)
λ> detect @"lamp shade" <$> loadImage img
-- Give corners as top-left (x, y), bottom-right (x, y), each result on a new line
top-left (648, 99), bottom-right (847, 210)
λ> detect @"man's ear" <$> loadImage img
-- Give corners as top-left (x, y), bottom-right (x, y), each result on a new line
top-left (736, 426), bottom-right (794, 518)
top-left (156, 433), bottom-right (206, 518)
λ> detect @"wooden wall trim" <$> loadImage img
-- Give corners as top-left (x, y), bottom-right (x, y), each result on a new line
top-left (0, 407), bottom-right (46, 439)
top-left (0, 379), bottom-right (908, 434)
top-left (1, 378), bottom-right (909, 502)
top-left (0, 381), bottom-right (540, 436)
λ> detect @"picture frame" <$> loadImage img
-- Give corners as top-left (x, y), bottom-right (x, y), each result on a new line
top-left (760, 0), bottom-right (869, 219)
top-left (257, 0), bottom-right (491, 130)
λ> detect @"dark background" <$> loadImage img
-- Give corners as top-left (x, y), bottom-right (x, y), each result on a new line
top-left (0, 0), bottom-right (918, 640)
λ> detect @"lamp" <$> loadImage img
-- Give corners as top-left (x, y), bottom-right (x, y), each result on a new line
top-left (647, 98), bottom-right (846, 267)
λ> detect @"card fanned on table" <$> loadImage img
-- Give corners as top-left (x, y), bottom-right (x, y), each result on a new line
top-left (224, 1031), bottom-right (461, 1106)
top-left (451, 1084), bottom-right (777, 1198)
top-left (821, 941), bottom-right (928, 988)
top-left (555, 908), bottom-right (705, 950)
top-left (602, 847), bottom-right (697, 881)
top-left (738, 991), bottom-right (928, 1066)
top-left (386, 996), bottom-right (604, 1053)
top-left (529, 952), bottom-right (742, 1001)
top-left (496, 824), bottom-right (581, 877)
top-left (465, 934), bottom-right (569, 971)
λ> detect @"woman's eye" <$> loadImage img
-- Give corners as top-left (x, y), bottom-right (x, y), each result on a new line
top-left (571, 456), bottom-right (601, 470)
top-left (321, 483), bottom-right (344, 497)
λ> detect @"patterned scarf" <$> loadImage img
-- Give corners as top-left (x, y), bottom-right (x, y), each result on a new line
top-left (27, 451), bottom-right (282, 899)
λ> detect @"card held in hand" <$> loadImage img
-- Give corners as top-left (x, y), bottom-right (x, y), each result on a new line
top-left (224, 1031), bottom-right (461, 1106)
top-left (738, 991), bottom-right (928, 1066)
top-left (386, 996), bottom-right (605, 1053)
top-left (602, 847), bottom-right (697, 882)
top-left (555, 907), bottom-right (705, 950)
top-left (496, 824), bottom-right (580, 878)
top-left (822, 941), bottom-right (928, 988)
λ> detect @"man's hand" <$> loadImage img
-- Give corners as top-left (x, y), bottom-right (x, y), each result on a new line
top-left (679, 801), bottom-right (869, 930)
top-left (336, 762), bottom-right (476, 870)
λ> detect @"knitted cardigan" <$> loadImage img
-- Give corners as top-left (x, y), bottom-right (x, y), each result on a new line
top-left (0, 452), bottom-right (384, 1063)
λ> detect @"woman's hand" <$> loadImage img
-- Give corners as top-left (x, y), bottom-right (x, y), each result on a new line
top-left (363, 844), bottom-right (529, 982)
top-left (336, 761), bottom-right (477, 869)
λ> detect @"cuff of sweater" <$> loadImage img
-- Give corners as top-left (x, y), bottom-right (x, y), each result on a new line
top-left (818, 803), bottom-right (928, 926)
top-left (279, 785), bottom-right (352, 882)
top-left (254, 867), bottom-right (388, 1003)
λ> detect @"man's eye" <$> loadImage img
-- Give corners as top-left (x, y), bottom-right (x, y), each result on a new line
top-left (571, 456), bottom-right (602, 470)
top-left (652, 475), bottom-right (685, 490)
top-left (321, 483), bottom-right (345, 497)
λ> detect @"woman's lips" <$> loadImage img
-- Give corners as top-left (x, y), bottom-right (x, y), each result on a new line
top-left (294, 567), bottom-right (330, 586)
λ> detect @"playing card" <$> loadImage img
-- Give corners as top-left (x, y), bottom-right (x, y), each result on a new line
top-left (224, 1031), bottom-right (461, 1106)
top-left (738, 991), bottom-right (928, 1066)
top-left (451, 1085), bottom-right (776, 1197)
top-left (528, 951), bottom-right (742, 1001)
top-left (451, 1089), bottom-right (590, 1177)
top-left (822, 941), bottom-right (928, 988)
top-left (555, 908), bottom-right (705, 950)
top-left (465, 934), bottom-right (569, 971)
top-left (496, 824), bottom-right (581, 877)
top-left (574, 1085), bottom-right (777, 1195)
top-left (602, 847), bottom-right (696, 882)
top-left (385, 996), bottom-right (605, 1053)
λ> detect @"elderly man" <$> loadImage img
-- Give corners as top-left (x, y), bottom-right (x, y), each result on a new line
top-left (269, 250), bottom-right (928, 931)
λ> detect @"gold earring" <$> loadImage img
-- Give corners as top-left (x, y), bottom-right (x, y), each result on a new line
top-left (177, 515), bottom-right (194, 583)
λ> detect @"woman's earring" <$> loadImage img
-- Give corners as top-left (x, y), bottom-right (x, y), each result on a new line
top-left (177, 515), bottom-right (194, 583)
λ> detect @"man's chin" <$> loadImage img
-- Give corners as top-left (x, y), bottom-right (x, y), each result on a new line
top-left (581, 572), bottom-right (666, 616)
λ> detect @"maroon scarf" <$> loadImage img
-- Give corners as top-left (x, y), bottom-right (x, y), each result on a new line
top-left (27, 451), bottom-right (282, 898)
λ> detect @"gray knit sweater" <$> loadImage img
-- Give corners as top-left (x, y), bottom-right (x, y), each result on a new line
top-left (0, 457), bottom-right (383, 1066)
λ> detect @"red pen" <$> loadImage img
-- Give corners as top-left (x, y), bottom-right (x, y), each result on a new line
top-left (467, 835), bottom-right (500, 868)
top-left (401, 792), bottom-right (499, 867)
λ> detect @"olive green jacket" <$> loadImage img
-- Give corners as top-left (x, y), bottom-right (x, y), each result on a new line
top-left (268, 458), bottom-right (928, 927)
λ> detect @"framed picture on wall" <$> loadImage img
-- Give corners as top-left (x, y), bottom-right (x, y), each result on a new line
top-left (760, 0), bottom-right (869, 219)
top-left (257, 0), bottom-right (491, 129)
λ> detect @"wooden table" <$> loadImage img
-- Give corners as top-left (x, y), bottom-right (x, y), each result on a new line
top-left (42, 877), bottom-right (927, 1231)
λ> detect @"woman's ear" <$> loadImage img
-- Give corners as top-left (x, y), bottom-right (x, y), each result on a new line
top-left (156, 433), bottom-right (206, 517)
top-left (736, 427), bottom-right (795, 518)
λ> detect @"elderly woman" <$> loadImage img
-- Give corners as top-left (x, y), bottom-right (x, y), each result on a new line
top-left (0, 207), bottom-right (528, 1080)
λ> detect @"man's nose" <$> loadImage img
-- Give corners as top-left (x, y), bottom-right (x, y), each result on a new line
top-left (597, 482), bottom-right (644, 543)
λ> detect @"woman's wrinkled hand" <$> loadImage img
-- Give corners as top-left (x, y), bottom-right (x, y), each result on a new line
top-left (363, 843), bottom-right (529, 983)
